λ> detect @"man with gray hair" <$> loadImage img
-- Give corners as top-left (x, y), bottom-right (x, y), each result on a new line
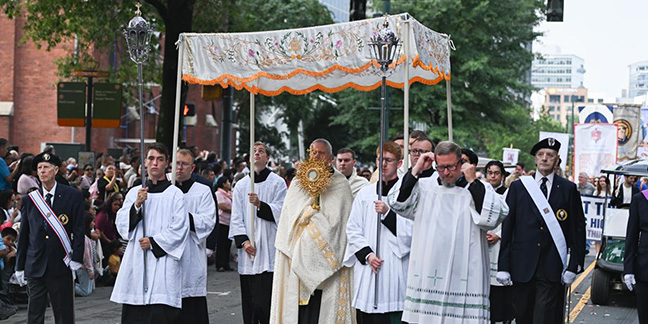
top-left (388, 141), bottom-right (509, 323)
top-left (577, 172), bottom-right (595, 195)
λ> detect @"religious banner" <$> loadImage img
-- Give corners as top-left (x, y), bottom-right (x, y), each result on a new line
top-left (613, 105), bottom-right (642, 161)
top-left (578, 105), bottom-right (614, 124)
top-left (581, 195), bottom-right (606, 241)
top-left (502, 148), bottom-right (519, 165)
top-left (638, 107), bottom-right (648, 159)
top-left (539, 131), bottom-right (569, 171)
top-left (574, 123), bottom-right (617, 178)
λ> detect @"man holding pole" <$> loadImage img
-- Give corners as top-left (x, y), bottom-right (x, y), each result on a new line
top-left (344, 141), bottom-right (413, 323)
top-left (111, 143), bottom-right (190, 324)
top-left (229, 141), bottom-right (287, 324)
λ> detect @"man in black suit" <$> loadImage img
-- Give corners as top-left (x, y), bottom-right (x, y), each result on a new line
top-left (16, 152), bottom-right (85, 324)
top-left (624, 189), bottom-right (648, 323)
top-left (497, 138), bottom-right (586, 324)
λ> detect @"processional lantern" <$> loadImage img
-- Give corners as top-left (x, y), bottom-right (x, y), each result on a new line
top-left (368, 20), bottom-right (402, 73)
top-left (124, 2), bottom-right (153, 64)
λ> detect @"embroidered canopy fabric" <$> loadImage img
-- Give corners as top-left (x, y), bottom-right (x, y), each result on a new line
top-left (178, 13), bottom-right (451, 96)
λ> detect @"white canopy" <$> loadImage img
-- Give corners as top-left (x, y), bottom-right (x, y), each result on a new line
top-left (177, 13), bottom-right (451, 96)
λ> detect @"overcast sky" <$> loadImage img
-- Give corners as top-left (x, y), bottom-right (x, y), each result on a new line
top-left (534, 0), bottom-right (648, 98)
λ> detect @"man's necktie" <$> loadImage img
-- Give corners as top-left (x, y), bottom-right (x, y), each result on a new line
top-left (45, 193), bottom-right (53, 208)
top-left (540, 177), bottom-right (548, 198)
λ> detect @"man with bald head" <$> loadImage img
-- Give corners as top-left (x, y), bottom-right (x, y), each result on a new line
top-left (271, 138), bottom-right (355, 324)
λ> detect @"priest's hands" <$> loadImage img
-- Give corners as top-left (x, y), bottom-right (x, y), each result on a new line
top-left (486, 232), bottom-right (500, 244)
top-left (461, 163), bottom-right (476, 183)
top-left (139, 237), bottom-right (151, 250)
top-left (248, 193), bottom-right (261, 207)
top-left (496, 271), bottom-right (512, 286)
top-left (367, 253), bottom-right (384, 274)
top-left (243, 241), bottom-right (257, 258)
top-left (374, 201), bottom-right (389, 215)
top-left (412, 152), bottom-right (435, 177)
top-left (135, 187), bottom-right (149, 208)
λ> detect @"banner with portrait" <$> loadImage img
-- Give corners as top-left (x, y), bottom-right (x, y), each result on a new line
top-left (613, 105), bottom-right (642, 161)
top-left (502, 148), bottom-right (519, 165)
top-left (574, 123), bottom-right (617, 178)
top-left (638, 107), bottom-right (648, 159)
top-left (578, 105), bottom-right (614, 124)
top-left (539, 132), bottom-right (569, 171)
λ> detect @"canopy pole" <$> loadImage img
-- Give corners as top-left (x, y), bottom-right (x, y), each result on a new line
top-left (249, 92), bottom-right (256, 261)
top-left (171, 40), bottom-right (185, 185)
top-left (446, 79), bottom-right (453, 142)
top-left (403, 20), bottom-right (411, 169)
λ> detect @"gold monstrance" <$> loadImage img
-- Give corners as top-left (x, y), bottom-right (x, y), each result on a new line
top-left (295, 148), bottom-right (333, 210)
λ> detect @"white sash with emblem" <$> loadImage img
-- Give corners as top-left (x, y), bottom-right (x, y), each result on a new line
top-left (519, 175), bottom-right (567, 269)
top-left (28, 191), bottom-right (73, 266)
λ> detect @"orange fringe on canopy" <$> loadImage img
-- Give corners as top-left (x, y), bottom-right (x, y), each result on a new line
top-left (182, 72), bottom-right (450, 96)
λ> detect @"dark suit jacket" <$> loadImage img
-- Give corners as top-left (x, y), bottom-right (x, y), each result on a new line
top-left (499, 175), bottom-right (586, 283)
top-left (611, 184), bottom-right (640, 208)
top-left (624, 191), bottom-right (648, 282)
top-left (16, 184), bottom-right (85, 278)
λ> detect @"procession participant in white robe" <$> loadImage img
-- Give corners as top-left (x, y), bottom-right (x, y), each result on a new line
top-left (229, 142), bottom-right (287, 324)
top-left (336, 148), bottom-right (369, 197)
top-left (343, 141), bottom-right (413, 324)
top-left (111, 143), bottom-right (189, 324)
top-left (388, 141), bottom-right (508, 324)
top-left (174, 149), bottom-right (217, 324)
top-left (270, 139), bottom-right (355, 324)
top-left (483, 160), bottom-right (513, 324)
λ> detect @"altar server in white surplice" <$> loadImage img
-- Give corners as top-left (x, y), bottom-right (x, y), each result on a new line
top-left (229, 141), bottom-right (287, 324)
top-left (388, 141), bottom-right (508, 324)
top-left (174, 149), bottom-right (217, 323)
top-left (111, 143), bottom-right (189, 324)
top-left (344, 141), bottom-right (413, 323)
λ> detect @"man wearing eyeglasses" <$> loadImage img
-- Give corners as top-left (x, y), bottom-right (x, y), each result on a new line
top-left (388, 141), bottom-right (508, 323)
top-left (409, 137), bottom-right (435, 178)
top-left (485, 160), bottom-right (507, 195)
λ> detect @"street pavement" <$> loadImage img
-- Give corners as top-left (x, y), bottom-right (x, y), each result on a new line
top-left (5, 249), bottom-right (642, 323)
top-left (7, 262), bottom-right (243, 324)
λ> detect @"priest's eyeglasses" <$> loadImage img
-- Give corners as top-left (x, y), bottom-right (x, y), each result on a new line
top-left (486, 171), bottom-right (502, 176)
top-left (436, 161), bottom-right (461, 172)
top-left (377, 157), bottom-right (398, 164)
top-left (411, 149), bottom-right (430, 155)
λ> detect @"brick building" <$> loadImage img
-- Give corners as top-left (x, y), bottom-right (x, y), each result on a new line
top-left (0, 13), bottom-right (226, 160)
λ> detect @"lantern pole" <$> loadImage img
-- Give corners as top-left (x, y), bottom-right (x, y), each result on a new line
top-left (124, 1), bottom-right (153, 294)
top-left (368, 17), bottom-right (401, 310)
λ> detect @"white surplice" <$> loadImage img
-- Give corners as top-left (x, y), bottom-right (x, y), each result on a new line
top-left (343, 182), bottom-right (413, 314)
top-left (111, 182), bottom-right (189, 308)
top-left (229, 172), bottom-right (287, 275)
top-left (180, 180), bottom-right (217, 297)
top-left (348, 169), bottom-right (370, 198)
top-left (388, 174), bottom-right (508, 323)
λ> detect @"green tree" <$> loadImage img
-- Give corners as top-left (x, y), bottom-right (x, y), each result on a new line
top-left (0, 0), bottom-right (332, 151)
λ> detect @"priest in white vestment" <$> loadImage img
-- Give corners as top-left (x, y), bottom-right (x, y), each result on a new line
top-left (174, 149), bottom-right (217, 323)
top-left (111, 143), bottom-right (189, 324)
top-left (336, 147), bottom-right (369, 197)
top-left (270, 139), bottom-right (355, 324)
top-left (344, 141), bottom-right (413, 323)
top-left (388, 141), bottom-right (508, 323)
top-left (230, 142), bottom-right (287, 324)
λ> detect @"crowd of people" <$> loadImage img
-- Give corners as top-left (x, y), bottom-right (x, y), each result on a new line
top-left (0, 132), bottom-right (646, 323)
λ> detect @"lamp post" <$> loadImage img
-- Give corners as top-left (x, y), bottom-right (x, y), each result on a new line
top-left (124, 1), bottom-right (152, 293)
top-left (368, 18), bottom-right (401, 310)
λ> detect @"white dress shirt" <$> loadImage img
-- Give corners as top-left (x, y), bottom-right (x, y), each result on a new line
top-left (535, 172), bottom-right (555, 199)
top-left (43, 182), bottom-right (58, 206)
